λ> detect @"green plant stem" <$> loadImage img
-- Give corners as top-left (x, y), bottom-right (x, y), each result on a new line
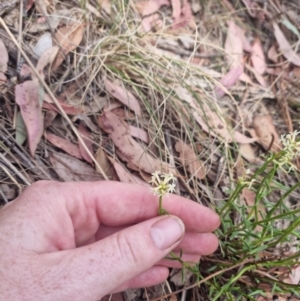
top-left (158, 194), bottom-right (201, 280)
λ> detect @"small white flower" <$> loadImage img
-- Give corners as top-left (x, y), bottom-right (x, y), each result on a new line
top-left (275, 130), bottom-right (300, 172)
top-left (150, 171), bottom-right (176, 196)
top-left (238, 176), bottom-right (257, 190)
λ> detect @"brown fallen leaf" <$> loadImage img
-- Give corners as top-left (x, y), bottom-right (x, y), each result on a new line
top-left (175, 140), bottom-right (206, 180)
top-left (98, 111), bottom-right (171, 174)
top-left (20, 63), bottom-right (33, 78)
top-left (288, 265), bottom-right (300, 285)
top-left (273, 22), bottom-right (300, 67)
top-left (252, 115), bottom-right (282, 152)
top-left (45, 132), bottom-right (83, 159)
top-left (137, 0), bottom-right (170, 16)
top-left (225, 21), bottom-right (244, 68)
top-left (0, 38), bottom-right (8, 82)
top-left (129, 125), bottom-right (149, 144)
top-left (142, 13), bottom-right (164, 32)
top-left (94, 146), bottom-right (115, 179)
top-left (104, 99), bottom-right (123, 112)
top-left (43, 94), bottom-right (83, 115)
top-left (251, 38), bottom-right (266, 75)
top-left (44, 110), bottom-right (57, 128)
top-left (171, 0), bottom-right (181, 19)
top-left (52, 23), bottom-right (84, 71)
top-left (43, 102), bottom-right (83, 115)
top-left (108, 157), bottom-right (149, 186)
top-left (248, 64), bottom-right (266, 87)
top-left (72, 115), bottom-right (99, 133)
top-left (215, 66), bottom-right (243, 98)
top-left (49, 152), bottom-right (103, 182)
top-left (104, 79), bottom-right (141, 116)
top-left (78, 122), bottom-right (94, 164)
top-left (267, 45), bottom-right (279, 63)
top-left (172, 0), bottom-right (193, 30)
top-left (15, 79), bottom-right (44, 156)
top-left (239, 144), bottom-right (261, 164)
top-left (111, 107), bottom-right (135, 119)
top-left (35, 46), bottom-right (59, 79)
top-left (97, 0), bottom-right (111, 14)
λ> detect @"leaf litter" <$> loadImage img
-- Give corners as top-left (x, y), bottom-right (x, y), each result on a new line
top-left (1, 0), bottom-right (300, 300)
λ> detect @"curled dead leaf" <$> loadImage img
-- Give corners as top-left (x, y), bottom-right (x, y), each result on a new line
top-left (52, 22), bottom-right (84, 71)
top-left (78, 122), bottom-right (94, 164)
top-left (95, 147), bottom-right (115, 179)
top-left (35, 46), bottom-right (59, 79)
top-left (104, 79), bottom-right (141, 116)
top-left (108, 157), bottom-right (149, 186)
top-left (252, 115), bottom-right (282, 152)
top-left (175, 140), bottom-right (206, 180)
top-left (268, 45), bottom-right (279, 63)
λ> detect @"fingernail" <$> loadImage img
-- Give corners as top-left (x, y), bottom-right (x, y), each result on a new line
top-left (150, 217), bottom-right (184, 250)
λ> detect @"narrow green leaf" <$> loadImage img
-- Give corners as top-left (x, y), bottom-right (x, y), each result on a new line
top-left (15, 111), bottom-right (27, 146)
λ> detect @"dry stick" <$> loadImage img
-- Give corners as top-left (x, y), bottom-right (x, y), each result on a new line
top-left (0, 129), bottom-right (52, 180)
top-left (0, 186), bottom-right (8, 204)
top-left (0, 18), bottom-right (109, 181)
top-left (150, 259), bottom-right (255, 301)
top-left (17, 0), bottom-right (24, 65)
top-left (0, 153), bottom-right (31, 185)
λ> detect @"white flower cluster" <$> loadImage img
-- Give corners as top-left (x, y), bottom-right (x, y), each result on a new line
top-left (238, 169), bottom-right (257, 189)
top-left (150, 171), bottom-right (176, 196)
top-left (275, 130), bottom-right (300, 172)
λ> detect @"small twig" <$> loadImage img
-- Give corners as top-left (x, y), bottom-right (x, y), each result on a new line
top-left (0, 162), bottom-right (25, 191)
top-left (17, 0), bottom-right (24, 65)
top-left (0, 134), bottom-right (50, 180)
top-left (180, 289), bottom-right (187, 301)
top-left (0, 186), bottom-right (8, 204)
top-left (0, 153), bottom-right (31, 186)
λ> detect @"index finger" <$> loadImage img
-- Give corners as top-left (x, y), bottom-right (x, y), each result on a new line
top-left (62, 181), bottom-right (220, 233)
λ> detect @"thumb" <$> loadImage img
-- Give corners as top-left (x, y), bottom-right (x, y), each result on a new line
top-left (43, 216), bottom-right (184, 301)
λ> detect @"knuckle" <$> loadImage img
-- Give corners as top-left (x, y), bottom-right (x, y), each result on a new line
top-left (28, 180), bottom-right (54, 191)
top-left (115, 232), bottom-right (142, 267)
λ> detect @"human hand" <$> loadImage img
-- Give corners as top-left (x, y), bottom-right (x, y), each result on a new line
top-left (0, 181), bottom-right (220, 301)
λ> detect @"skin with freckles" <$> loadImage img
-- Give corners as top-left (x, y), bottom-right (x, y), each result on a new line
top-left (0, 181), bottom-right (220, 301)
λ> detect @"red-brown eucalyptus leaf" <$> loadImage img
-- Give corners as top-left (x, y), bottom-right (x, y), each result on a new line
top-left (15, 79), bottom-right (43, 156)
top-left (45, 132), bottom-right (83, 159)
